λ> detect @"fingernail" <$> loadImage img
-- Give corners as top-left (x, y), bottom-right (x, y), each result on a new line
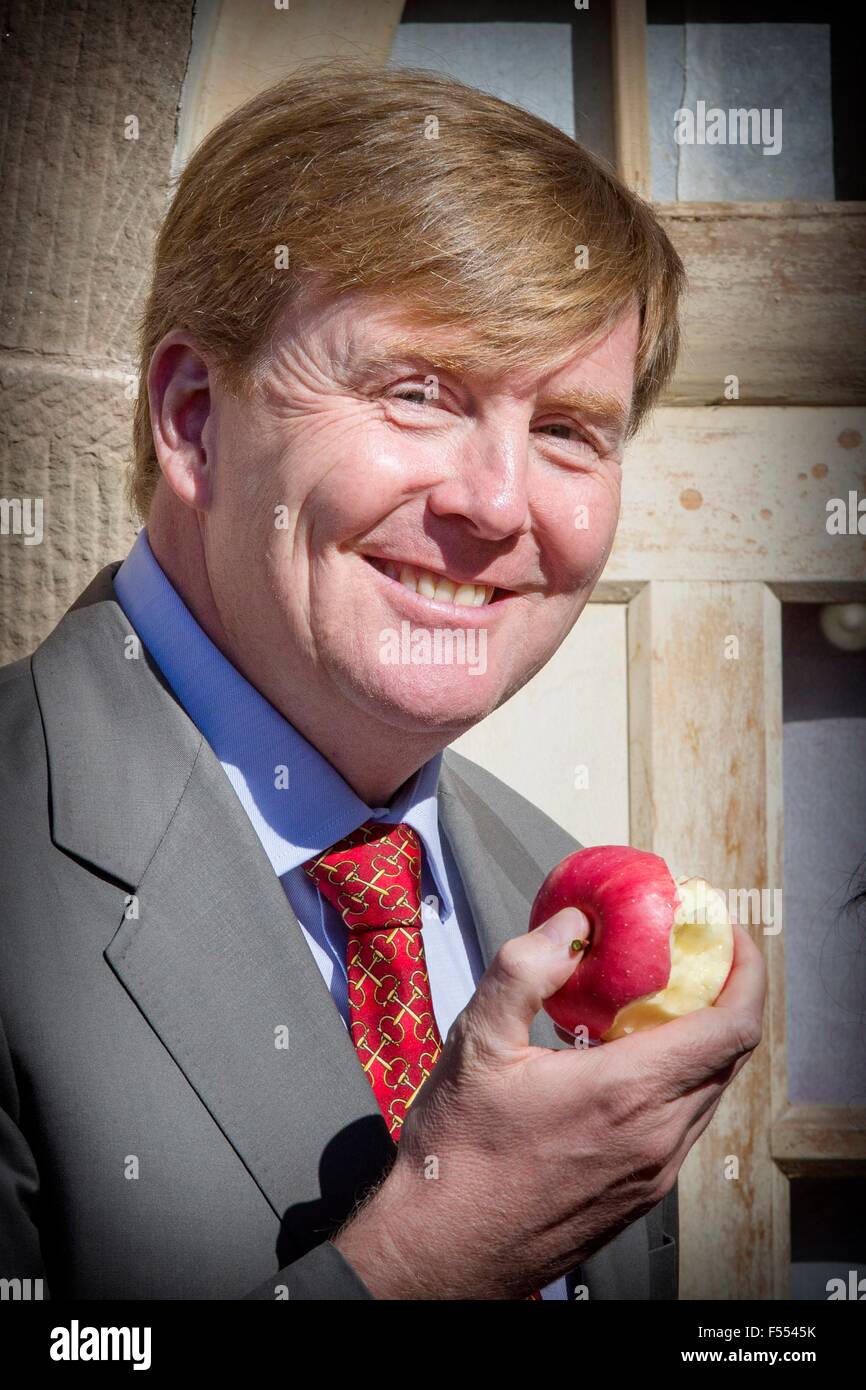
top-left (539, 907), bottom-right (590, 950)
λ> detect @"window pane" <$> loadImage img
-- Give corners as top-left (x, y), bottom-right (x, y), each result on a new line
top-left (782, 603), bottom-right (866, 1106)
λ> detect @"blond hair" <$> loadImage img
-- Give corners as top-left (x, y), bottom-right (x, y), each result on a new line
top-left (131, 61), bottom-right (685, 519)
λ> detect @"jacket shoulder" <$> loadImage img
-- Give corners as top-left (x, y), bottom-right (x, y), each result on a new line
top-left (0, 654), bottom-right (41, 760)
top-left (0, 652), bottom-right (34, 693)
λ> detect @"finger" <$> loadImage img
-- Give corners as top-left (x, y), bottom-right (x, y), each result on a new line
top-left (670, 1048), bottom-right (748, 1136)
top-left (467, 908), bottom-right (590, 1052)
top-left (664, 932), bottom-right (766, 1105)
top-left (714, 922), bottom-right (767, 1019)
top-left (677, 1019), bottom-right (760, 1103)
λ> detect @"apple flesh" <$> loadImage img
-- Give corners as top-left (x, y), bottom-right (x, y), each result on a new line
top-left (528, 845), bottom-right (734, 1042)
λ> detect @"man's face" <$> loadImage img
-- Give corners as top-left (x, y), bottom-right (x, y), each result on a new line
top-left (198, 289), bottom-right (639, 738)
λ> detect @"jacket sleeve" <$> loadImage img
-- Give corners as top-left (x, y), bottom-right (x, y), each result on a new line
top-left (242, 1242), bottom-right (375, 1300)
top-left (646, 1181), bottom-right (679, 1300)
top-left (1, 1014), bottom-right (373, 1302)
top-left (0, 1016), bottom-right (48, 1292)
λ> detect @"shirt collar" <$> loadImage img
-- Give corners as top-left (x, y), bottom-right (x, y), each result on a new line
top-left (112, 528), bottom-right (453, 914)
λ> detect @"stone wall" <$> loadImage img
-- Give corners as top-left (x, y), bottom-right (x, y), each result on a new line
top-left (0, 0), bottom-right (194, 661)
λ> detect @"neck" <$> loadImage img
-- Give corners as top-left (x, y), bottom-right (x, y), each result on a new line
top-left (146, 502), bottom-right (452, 806)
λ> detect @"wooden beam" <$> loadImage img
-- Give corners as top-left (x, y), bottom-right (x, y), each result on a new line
top-left (628, 581), bottom-right (789, 1299)
top-left (772, 1106), bottom-right (866, 1179)
top-left (174, 0), bottom-right (405, 172)
top-left (601, 407), bottom-right (866, 591)
top-left (658, 203), bottom-right (866, 407)
top-left (611, 0), bottom-right (651, 198)
top-left (769, 581), bottom-right (866, 604)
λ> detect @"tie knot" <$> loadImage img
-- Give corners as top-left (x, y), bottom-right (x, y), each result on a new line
top-left (303, 820), bottom-right (423, 932)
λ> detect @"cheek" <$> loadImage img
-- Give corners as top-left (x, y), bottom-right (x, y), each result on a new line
top-left (535, 471), bottom-right (622, 587)
top-left (209, 407), bottom-right (293, 551)
top-left (276, 406), bottom-right (415, 538)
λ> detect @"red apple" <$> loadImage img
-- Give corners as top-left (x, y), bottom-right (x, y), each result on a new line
top-left (528, 845), bottom-right (734, 1042)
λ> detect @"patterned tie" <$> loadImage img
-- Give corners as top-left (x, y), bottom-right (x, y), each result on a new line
top-left (304, 819), bottom-right (544, 1300)
top-left (303, 821), bottom-right (443, 1140)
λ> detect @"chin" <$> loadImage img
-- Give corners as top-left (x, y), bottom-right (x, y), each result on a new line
top-left (340, 660), bottom-right (503, 737)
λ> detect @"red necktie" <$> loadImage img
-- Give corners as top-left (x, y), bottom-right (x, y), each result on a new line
top-left (304, 821), bottom-right (443, 1140)
top-left (304, 819), bottom-right (543, 1300)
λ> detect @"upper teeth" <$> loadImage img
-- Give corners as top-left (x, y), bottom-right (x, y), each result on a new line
top-left (381, 560), bottom-right (494, 607)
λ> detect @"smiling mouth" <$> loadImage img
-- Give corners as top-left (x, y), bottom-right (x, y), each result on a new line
top-left (362, 555), bottom-right (513, 608)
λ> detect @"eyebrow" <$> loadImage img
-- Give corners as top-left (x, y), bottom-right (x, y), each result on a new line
top-left (535, 385), bottom-right (632, 442)
top-left (338, 340), bottom-right (632, 442)
top-left (335, 340), bottom-right (483, 385)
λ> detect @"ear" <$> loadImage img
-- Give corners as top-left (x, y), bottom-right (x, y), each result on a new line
top-left (147, 331), bottom-right (213, 509)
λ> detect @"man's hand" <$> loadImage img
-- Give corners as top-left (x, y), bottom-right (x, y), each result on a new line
top-left (333, 909), bottom-right (766, 1299)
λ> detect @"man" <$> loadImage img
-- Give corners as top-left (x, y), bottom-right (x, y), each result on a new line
top-left (0, 64), bottom-right (765, 1300)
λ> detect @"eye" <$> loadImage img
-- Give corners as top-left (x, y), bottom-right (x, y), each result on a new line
top-left (533, 420), bottom-right (597, 451)
top-left (385, 378), bottom-right (447, 408)
top-left (392, 386), bottom-right (433, 406)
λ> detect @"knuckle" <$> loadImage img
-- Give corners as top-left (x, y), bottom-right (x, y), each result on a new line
top-left (492, 938), bottom-right (534, 989)
top-left (649, 1167), bottom-right (677, 1207)
top-left (620, 1142), bottom-right (672, 1205)
top-left (644, 1127), bottom-right (675, 1172)
top-left (732, 1012), bottom-right (763, 1056)
top-left (449, 1000), bottom-right (497, 1068)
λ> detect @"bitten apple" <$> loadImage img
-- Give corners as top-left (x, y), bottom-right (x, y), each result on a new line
top-left (528, 845), bottom-right (734, 1041)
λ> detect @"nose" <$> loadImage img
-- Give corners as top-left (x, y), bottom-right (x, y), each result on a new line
top-left (426, 430), bottom-right (531, 542)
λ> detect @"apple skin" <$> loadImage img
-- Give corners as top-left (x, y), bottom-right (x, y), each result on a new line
top-left (529, 845), bottom-right (678, 1040)
top-left (528, 845), bottom-right (733, 1042)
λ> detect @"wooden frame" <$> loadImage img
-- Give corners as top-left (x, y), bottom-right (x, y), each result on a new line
top-left (772, 1106), bottom-right (866, 1180)
top-left (597, 407), bottom-right (866, 599)
top-left (611, 0), bottom-right (651, 198)
top-left (173, 0), bottom-right (405, 175)
top-left (609, 7), bottom-right (866, 406)
top-left (657, 204), bottom-right (866, 407)
top-left (628, 579), bottom-right (788, 1299)
top-left (608, 429), bottom-right (866, 1297)
top-left (609, 4), bottom-right (866, 1300)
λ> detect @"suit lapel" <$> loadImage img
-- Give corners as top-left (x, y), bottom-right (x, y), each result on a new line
top-left (105, 738), bottom-right (395, 1247)
top-left (34, 567), bottom-right (394, 1260)
top-left (438, 756), bottom-right (565, 1050)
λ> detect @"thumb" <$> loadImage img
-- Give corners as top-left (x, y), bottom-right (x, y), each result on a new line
top-left (468, 907), bottom-right (590, 1051)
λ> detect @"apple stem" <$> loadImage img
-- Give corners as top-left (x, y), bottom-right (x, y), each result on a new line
top-left (570, 940), bottom-right (587, 955)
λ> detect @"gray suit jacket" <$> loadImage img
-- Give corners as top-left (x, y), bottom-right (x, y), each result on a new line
top-left (0, 563), bottom-right (677, 1300)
